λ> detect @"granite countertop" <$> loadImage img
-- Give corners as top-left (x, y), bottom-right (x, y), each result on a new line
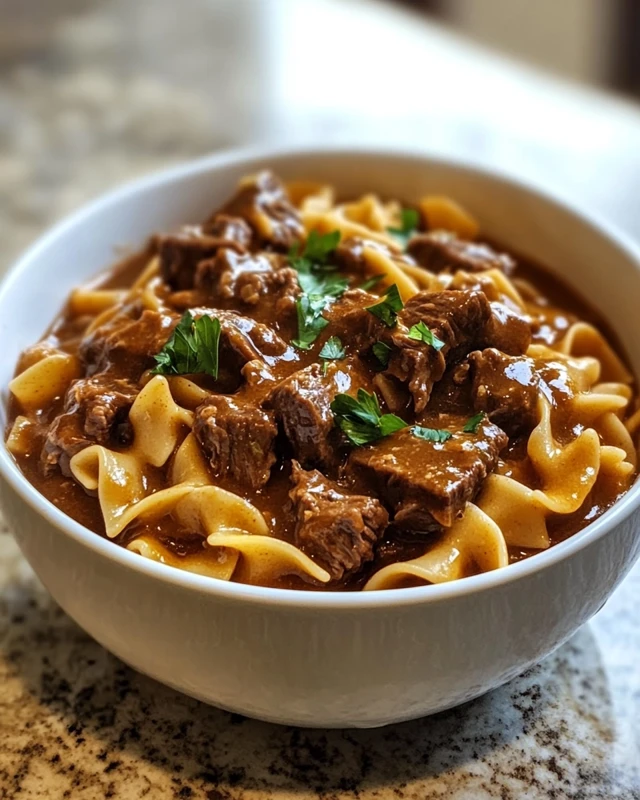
top-left (1, 1), bottom-right (639, 797)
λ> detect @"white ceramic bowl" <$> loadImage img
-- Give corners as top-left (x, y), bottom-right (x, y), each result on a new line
top-left (1, 146), bottom-right (639, 728)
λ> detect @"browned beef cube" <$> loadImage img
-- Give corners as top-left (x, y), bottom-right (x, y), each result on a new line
top-left (67, 376), bottom-right (138, 440)
top-left (408, 231), bottom-right (516, 275)
top-left (324, 289), bottom-right (386, 352)
top-left (484, 301), bottom-right (531, 355)
top-left (289, 461), bottom-right (389, 581)
top-left (194, 395), bottom-right (277, 490)
top-left (386, 289), bottom-right (491, 412)
top-left (206, 214), bottom-right (253, 248)
top-left (269, 359), bottom-right (370, 468)
top-left (80, 309), bottom-right (179, 377)
top-left (348, 413), bottom-right (507, 529)
top-left (468, 347), bottom-right (573, 436)
top-left (220, 171), bottom-right (304, 251)
top-left (42, 413), bottom-right (91, 477)
top-left (42, 375), bottom-right (138, 475)
top-left (156, 216), bottom-right (250, 291)
top-left (213, 310), bottom-right (289, 365)
top-left (195, 248), bottom-right (300, 314)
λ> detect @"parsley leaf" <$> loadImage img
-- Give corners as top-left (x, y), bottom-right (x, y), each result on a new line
top-left (366, 284), bottom-right (404, 327)
top-left (463, 412), bottom-right (485, 433)
top-left (151, 311), bottom-right (221, 379)
top-left (319, 336), bottom-right (346, 362)
top-left (292, 295), bottom-right (330, 350)
top-left (331, 388), bottom-right (407, 446)
top-left (289, 229), bottom-right (341, 275)
top-left (372, 341), bottom-right (392, 367)
top-left (289, 229), bottom-right (347, 350)
top-left (407, 321), bottom-right (445, 351)
top-left (360, 274), bottom-right (385, 291)
top-left (388, 208), bottom-right (419, 247)
top-left (412, 426), bottom-right (452, 443)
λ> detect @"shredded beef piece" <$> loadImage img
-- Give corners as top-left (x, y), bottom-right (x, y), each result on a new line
top-left (42, 375), bottom-right (138, 476)
top-left (408, 231), bottom-right (516, 275)
top-left (195, 248), bottom-right (300, 313)
top-left (269, 359), bottom-right (369, 469)
top-left (468, 347), bottom-right (574, 437)
top-left (289, 461), bottom-right (388, 581)
top-left (194, 395), bottom-right (277, 490)
top-left (220, 170), bottom-right (304, 251)
top-left (348, 413), bottom-right (507, 530)
top-left (156, 216), bottom-right (251, 290)
top-left (80, 308), bottom-right (178, 377)
top-left (209, 309), bottom-right (290, 364)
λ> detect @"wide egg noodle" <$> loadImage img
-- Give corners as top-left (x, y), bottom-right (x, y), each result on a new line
top-left (70, 378), bottom-right (330, 585)
top-left (9, 351), bottom-right (81, 412)
top-left (364, 504), bottom-right (508, 591)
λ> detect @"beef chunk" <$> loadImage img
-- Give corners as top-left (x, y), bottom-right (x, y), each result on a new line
top-left (324, 289), bottom-right (386, 352)
top-left (484, 301), bottom-right (531, 355)
top-left (289, 461), bottom-right (388, 581)
top-left (193, 395), bottom-right (277, 490)
top-left (212, 310), bottom-right (290, 365)
top-left (67, 376), bottom-right (137, 440)
top-left (348, 413), bottom-right (507, 529)
top-left (269, 359), bottom-right (370, 468)
top-left (220, 170), bottom-right (304, 251)
top-left (80, 309), bottom-right (178, 377)
top-left (386, 289), bottom-right (492, 412)
top-left (42, 375), bottom-right (138, 475)
top-left (408, 231), bottom-right (516, 275)
top-left (156, 216), bottom-right (251, 290)
top-left (468, 348), bottom-right (574, 436)
top-left (195, 248), bottom-right (300, 313)
top-left (42, 413), bottom-right (89, 477)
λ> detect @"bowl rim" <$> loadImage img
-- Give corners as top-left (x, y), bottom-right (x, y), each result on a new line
top-left (1, 141), bottom-right (639, 610)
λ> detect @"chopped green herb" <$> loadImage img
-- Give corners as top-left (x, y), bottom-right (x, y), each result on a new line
top-left (331, 389), bottom-right (407, 446)
top-left (319, 336), bottom-right (346, 363)
top-left (366, 284), bottom-right (404, 327)
top-left (412, 426), bottom-right (453, 443)
top-left (291, 295), bottom-right (330, 350)
top-left (290, 229), bottom-right (341, 271)
top-left (407, 320), bottom-right (445, 351)
top-left (289, 229), bottom-right (347, 350)
top-left (372, 341), bottom-right (392, 367)
top-left (297, 271), bottom-right (348, 297)
top-left (152, 311), bottom-right (221, 379)
top-left (388, 208), bottom-right (419, 247)
top-left (463, 412), bottom-right (485, 433)
top-left (360, 274), bottom-right (386, 291)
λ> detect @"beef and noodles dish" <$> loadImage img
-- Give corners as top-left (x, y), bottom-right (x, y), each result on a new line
top-left (6, 172), bottom-right (640, 590)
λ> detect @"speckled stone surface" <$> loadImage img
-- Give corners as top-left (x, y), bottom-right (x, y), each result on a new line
top-left (1, 1), bottom-right (640, 797)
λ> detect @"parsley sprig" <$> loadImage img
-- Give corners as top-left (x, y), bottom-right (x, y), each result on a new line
top-left (412, 426), bottom-right (452, 443)
top-left (463, 412), bottom-right (485, 433)
top-left (388, 208), bottom-right (419, 247)
top-left (331, 389), bottom-right (407, 446)
top-left (319, 336), bottom-right (346, 364)
top-left (366, 284), bottom-right (404, 327)
top-left (289, 230), bottom-right (347, 350)
top-left (407, 321), bottom-right (445, 351)
top-left (372, 341), bottom-right (392, 367)
top-left (152, 311), bottom-right (221, 379)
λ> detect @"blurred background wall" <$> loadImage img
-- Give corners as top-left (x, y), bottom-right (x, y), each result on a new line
top-left (1, 0), bottom-right (640, 272)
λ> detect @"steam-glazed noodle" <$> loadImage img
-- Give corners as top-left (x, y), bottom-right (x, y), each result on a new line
top-left (5, 171), bottom-right (638, 590)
